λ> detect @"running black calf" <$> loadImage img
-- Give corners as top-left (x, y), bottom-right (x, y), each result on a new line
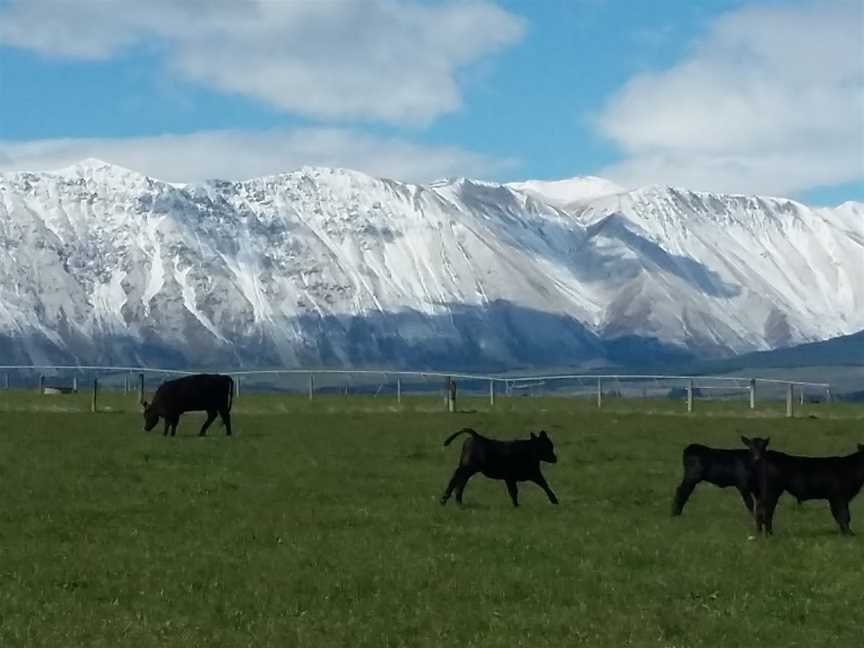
top-left (440, 428), bottom-right (558, 507)
top-left (743, 438), bottom-right (864, 536)
top-left (671, 442), bottom-right (762, 516)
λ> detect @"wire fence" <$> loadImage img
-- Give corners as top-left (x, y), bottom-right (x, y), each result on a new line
top-left (0, 364), bottom-right (835, 417)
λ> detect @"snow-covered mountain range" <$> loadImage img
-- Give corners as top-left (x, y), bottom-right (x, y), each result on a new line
top-left (0, 159), bottom-right (861, 369)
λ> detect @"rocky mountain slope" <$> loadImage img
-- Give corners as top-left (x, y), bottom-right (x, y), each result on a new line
top-left (0, 159), bottom-right (861, 369)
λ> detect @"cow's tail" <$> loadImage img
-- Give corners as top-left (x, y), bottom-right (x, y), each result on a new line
top-left (443, 427), bottom-right (477, 447)
top-left (226, 376), bottom-right (234, 413)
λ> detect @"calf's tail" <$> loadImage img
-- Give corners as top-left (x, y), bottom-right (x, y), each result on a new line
top-left (443, 427), bottom-right (477, 447)
top-left (226, 376), bottom-right (234, 413)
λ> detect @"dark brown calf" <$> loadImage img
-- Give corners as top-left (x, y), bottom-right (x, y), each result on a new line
top-left (743, 437), bottom-right (864, 535)
top-left (440, 428), bottom-right (558, 507)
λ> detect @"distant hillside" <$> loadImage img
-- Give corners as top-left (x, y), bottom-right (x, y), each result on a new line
top-left (694, 330), bottom-right (864, 373)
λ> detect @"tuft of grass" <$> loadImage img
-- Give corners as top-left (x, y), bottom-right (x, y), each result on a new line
top-left (0, 395), bottom-right (862, 647)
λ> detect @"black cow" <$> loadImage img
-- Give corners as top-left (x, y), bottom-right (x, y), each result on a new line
top-left (743, 437), bottom-right (864, 535)
top-left (440, 428), bottom-right (558, 507)
top-left (671, 443), bottom-right (761, 516)
top-left (143, 374), bottom-right (234, 437)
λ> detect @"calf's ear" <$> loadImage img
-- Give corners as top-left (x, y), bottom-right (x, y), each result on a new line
top-left (539, 430), bottom-right (548, 439)
top-left (740, 436), bottom-right (752, 447)
top-left (530, 432), bottom-right (538, 440)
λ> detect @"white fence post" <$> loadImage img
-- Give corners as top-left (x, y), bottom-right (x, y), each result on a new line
top-left (749, 378), bottom-right (756, 410)
top-left (596, 378), bottom-right (603, 409)
top-left (489, 379), bottom-right (495, 406)
top-left (786, 383), bottom-right (794, 418)
top-left (687, 379), bottom-right (694, 413)
top-left (396, 376), bottom-right (401, 404)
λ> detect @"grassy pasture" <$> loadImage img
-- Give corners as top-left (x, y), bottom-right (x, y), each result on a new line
top-left (0, 392), bottom-right (862, 647)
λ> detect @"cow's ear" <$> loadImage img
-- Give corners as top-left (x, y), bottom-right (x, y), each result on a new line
top-left (530, 432), bottom-right (537, 440)
top-left (740, 436), bottom-right (752, 447)
top-left (764, 437), bottom-right (770, 447)
top-left (141, 400), bottom-right (149, 409)
top-left (858, 443), bottom-right (864, 452)
top-left (539, 430), bottom-right (548, 439)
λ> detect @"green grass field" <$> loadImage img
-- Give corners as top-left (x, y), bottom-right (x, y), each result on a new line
top-left (1, 392), bottom-right (862, 647)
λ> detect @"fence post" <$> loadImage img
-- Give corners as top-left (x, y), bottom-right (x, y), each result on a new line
top-left (447, 377), bottom-right (456, 413)
top-left (308, 374), bottom-right (314, 400)
top-left (91, 378), bottom-right (98, 413)
top-left (749, 378), bottom-right (756, 410)
top-left (825, 386), bottom-right (832, 403)
top-left (786, 383), bottom-right (794, 418)
top-left (344, 380), bottom-right (349, 396)
top-left (72, 375), bottom-right (78, 393)
top-left (138, 373), bottom-right (144, 404)
top-left (39, 375), bottom-right (45, 394)
top-left (800, 388), bottom-right (805, 406)
top-left (489, 379), bottom-right (495, 406)
top-left (396, 376), bottom-right (401, 404)
top-left (687, 379), bottom-right (694, 413)
top-left (234, 376), bottom-right (240, 398)
top-left (596, 378), bottom-right (603, 409)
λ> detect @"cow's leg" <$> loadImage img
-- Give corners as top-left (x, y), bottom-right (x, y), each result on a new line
top-left (163, 418), bottom-right (171, 437)
top-left (505, 480), bottom-right (519, 507)
top-left (219, 408), bottom-right (232, 436)
top-left (671, 478), bottom-right (697, 516)
top-left (737, 487), bottom-right (755, 517)
top-left (531, 473), bottom-right (558, 504)
top-left (829, 498), bottom-right (853, 535)
top-left (441, 467), bottom-right (472, 506)
top-left (199, 410), bottom-right (217, 437)
top-left (169, 415), bottom-right (180, 437)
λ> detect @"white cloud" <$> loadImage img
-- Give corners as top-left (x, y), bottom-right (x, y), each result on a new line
top-left (0, 0), bottom-right (524, 124)
top-left (596, 0), bottom-right (864, 197)
top-left (0, 128), bottom-right (516, 184)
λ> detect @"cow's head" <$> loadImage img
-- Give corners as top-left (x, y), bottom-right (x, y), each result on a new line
top-left (857, 443), bottom-right (864, 453)
top-left (741, 436), bottom-right (770, 461)
top-left (531, 430), bottom-right (557, 463)
top-left (142, 400), bottom-right (159, 431)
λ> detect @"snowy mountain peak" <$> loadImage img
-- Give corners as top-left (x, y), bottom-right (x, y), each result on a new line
top-left (508, 176), bottom-right (625, 209)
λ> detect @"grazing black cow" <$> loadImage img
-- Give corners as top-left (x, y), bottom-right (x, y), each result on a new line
top-left (743, 437), bottom-right (864, 536)
top-left (440, 428), bottom-right (558, 507)
top-left (143, 374), bottom-right (234, 437)
top-left (671, 442), bottom-right (761, 516)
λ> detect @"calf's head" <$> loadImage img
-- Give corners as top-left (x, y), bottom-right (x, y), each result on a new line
top-left (531, 430), bottom-right (557, 463)
top-left (142, 401), bottom-right (160, 431)
top-left (741, 436), bottom-right (770, 461)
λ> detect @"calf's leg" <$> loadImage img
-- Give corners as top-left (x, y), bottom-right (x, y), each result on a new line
top-left (441, 467), bottom-right (473, 506)
top-left (756, 492), bottom-right (779, 535)
top-left (829, 498), bottom-right (853, 535)
top-left (737, 487), bottom-right (755, 517)
top-left (671, 478), bottom-right (697, 516)
top-left (199, 410), bottom-right (217, 437)
top-left (531, 473), bottom-right (558, 504)
top-left (505, 479), bottom-right (519, 507)
top-left (454, 470), bottom-right (475, 505)
top-left (219, 409), bottom-right (232, 436)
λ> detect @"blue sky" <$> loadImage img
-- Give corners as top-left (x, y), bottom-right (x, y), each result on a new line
top-left (0, 0), bottom-right (861, 205)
